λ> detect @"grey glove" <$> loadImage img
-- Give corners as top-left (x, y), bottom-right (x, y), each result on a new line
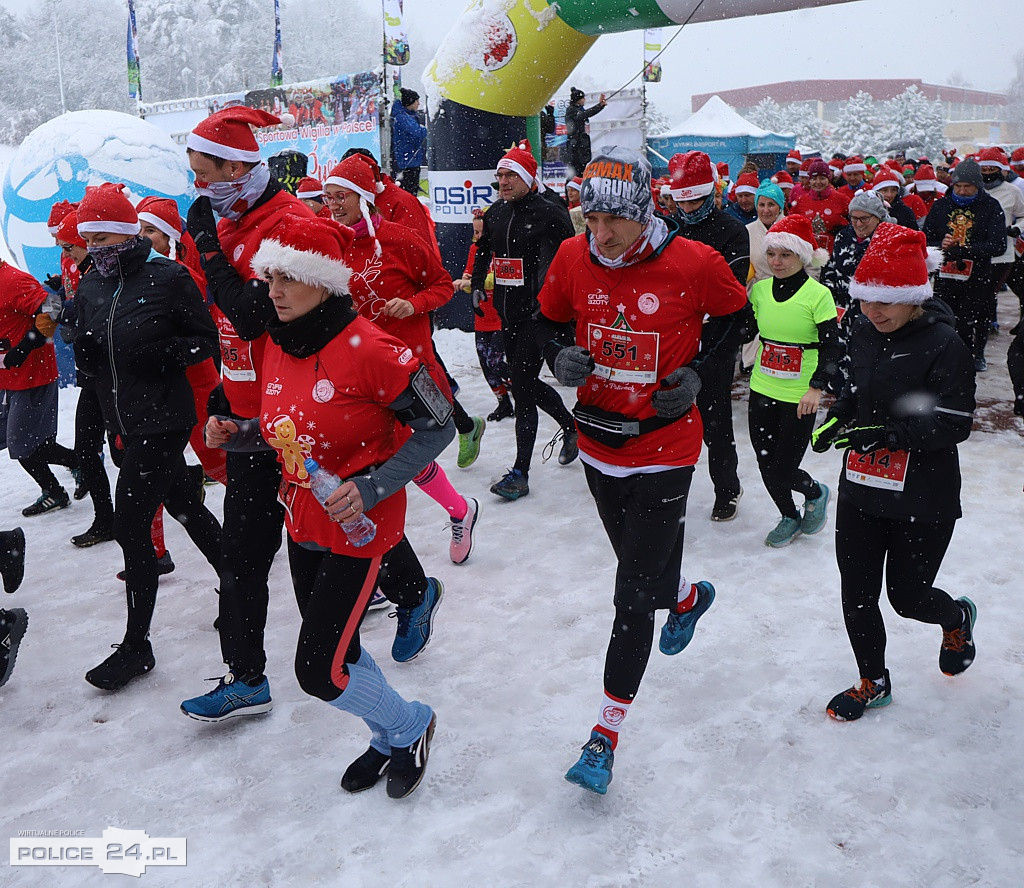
top-left (471, 289), bottom-right (487, 318)
top-left (553, 345), bottom-right (595, 387)
top-left (651, 366), bottom-right (701, 419)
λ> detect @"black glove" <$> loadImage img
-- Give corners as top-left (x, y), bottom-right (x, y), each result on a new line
top-left (471, 289), bottom-right (487, 319)
top-left (810, 416), bottom-right (843, 453)
top-left (944, 244), bottom-right (966, 262)
top-left (1008, 226), bottom-right (1021, 239)
top-left (0, 328), bottom-right (45, 369)
top-left (126, 339), bottom-right (187, 376)
top-left (552, 345), bottom-right (595, 387)
top-left (186, 196), bottom-right (221, 255)
top-left (45, 273), bottom-right (64, 293)
top-left (833, 425), bottom-right (886, 453)
top-left (651, 367), bottom-right (701, 419)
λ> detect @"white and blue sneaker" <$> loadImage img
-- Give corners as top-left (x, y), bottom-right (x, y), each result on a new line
top-left (367, 588), bottom-right (390, 611)
top-left (659, 581), bottom-right (716, 656)
top-left (565, 731), bottom-right (614, 795)
top-left (391, 578), bottom-right (444, 663)
top-left (180, 673), bottom-right (273, 722)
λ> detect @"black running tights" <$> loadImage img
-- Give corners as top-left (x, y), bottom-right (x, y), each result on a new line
top-left (748, 391), bottom-right (820, 520)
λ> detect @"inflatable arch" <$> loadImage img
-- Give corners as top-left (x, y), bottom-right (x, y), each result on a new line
top-left (425, 0), bottom-right (857, 297)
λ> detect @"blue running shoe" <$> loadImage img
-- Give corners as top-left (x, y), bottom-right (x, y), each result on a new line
top-left (765, 516), bottom-right (802, 548)
top-left (659, 581), bottom-right (716, 656)
top-left (391, 578), bottom-right (444, 663)
top-left (490, 468), bottom-right (529, 501)
top-left (800, 482), bottom-right (830, 536)
top-left (565, 731), bottom-right (614, 795)
top-left (180, 673), bottom-right (273, 722)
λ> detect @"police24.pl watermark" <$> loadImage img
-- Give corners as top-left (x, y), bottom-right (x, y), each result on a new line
top-left (11, 827), bottom-right (186, 877)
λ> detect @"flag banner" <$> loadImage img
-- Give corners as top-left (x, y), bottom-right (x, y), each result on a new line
top-left (642, 28), bottom-right (663, 83)
top-left (127, 0), bottom-right (142, 100)
top-left (383, 0), bottom-right (410, 66)
top-left (271, 0), bottom-right (284, 87)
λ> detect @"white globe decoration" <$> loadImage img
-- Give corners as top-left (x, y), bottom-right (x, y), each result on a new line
top-left (0, 110), bottom-right (193, 283)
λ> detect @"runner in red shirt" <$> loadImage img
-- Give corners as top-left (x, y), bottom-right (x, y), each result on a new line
top-left (535, 148), bottom-right (748, 794)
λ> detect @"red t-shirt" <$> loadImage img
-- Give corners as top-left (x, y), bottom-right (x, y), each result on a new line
top-left (216, 189), bottom-right (315, 418)
top-left (538, 234), bottom-right (748, 469)
top-left (0, 262), bottom-right (56, 391)
top-left (464, 242), bottom-right (502, 333)
top-left (345, 219), bottom-right (452, 398)
top-left (789, 187), bottom-right (850, 254)
top-left (260, 316), bottom-right (418, 557)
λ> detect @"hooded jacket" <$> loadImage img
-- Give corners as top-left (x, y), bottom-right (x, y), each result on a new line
top-left (73, 238), bottom-right (218, 437)
top-left (830, 298), bottom-right (975, 521)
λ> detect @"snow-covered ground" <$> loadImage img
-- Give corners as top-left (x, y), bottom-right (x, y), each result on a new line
top-left (1, 320), bottom-right (1022, 887)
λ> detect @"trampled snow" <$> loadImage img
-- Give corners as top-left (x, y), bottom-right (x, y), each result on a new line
top-left (2, 323), bottom-right (1021, 887)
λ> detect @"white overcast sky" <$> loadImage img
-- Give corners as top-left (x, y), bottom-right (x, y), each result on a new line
top-left (2, 0), bottom-right (1019, 117)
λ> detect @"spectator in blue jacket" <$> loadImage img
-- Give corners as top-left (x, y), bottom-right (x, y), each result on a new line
top-left (391, 89), bottom-right (427, 197)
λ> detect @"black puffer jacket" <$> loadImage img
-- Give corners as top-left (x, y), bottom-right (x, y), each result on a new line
top-left (74, 238), bottom-right (219, 437)
top-left (830, 298), bottom-right (975, 521)
top-left (471, 189), bottom-right (574, 326)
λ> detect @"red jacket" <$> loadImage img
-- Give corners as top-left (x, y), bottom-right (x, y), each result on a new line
top-left (0, 262), bottom-right (56, 391)
top-left (789, 186), bottom-right (850, 254)
top-left (260, 317), bottom-right (418, 557)
top-left (215, 189), bottom-right (314, 418)
top-left (377, 177), bottom-right (441, 259)
top-left (344, 218), bottom-right (452, 397)
top-left (538, 231), bottom-right (748, 469)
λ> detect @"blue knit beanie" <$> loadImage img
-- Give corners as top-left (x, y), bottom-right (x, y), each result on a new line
top-left (754, 181), bottom-right (786, 213)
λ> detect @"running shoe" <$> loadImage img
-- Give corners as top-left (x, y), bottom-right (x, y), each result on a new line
top-left (117, 551), bottom-right (174, 581)
top-left (487, 395), bottom-right (514, 422)
top-left (565, 731), bottom-right (614, 795)
top-left (391, 578), bottom-right (444, 662)
top-left (180, 673), bottom-right (273, 722)
top-left (449, 498), bottom-right (479, 565)
top-left (85, 640), bottom-right (155, 691)
top-left (544, 427), bottom-right (579, 466)
top-left (71, 523), bottom-right (115, 549)
top-left (457, 416), bottom-right (486, 468)
top-left (0, 527), bottom-right (25, 594)
top-left (341, 746), bottom-right (391, 793)
top-left (22, 488), bottom-right (70, 517)
top-left (387, 713), bottom-right (437, 799)
top-left (827, 670), bottom-right (892, 721)
top-left (765, 516), bottom-right (802, 548)
top-left (490, 468), bottom-right (529, 501)
top-left (939, 597), bottom-right (977, 676)
top-left (711, 487), bottom-right (742, 522)
top-left (71, 465), bottom-right (88, 500)
top-left (367, 588), bottom-right (390, 611)
top-left (659, 581), bottom-right (716, 655)
top-left (0, 607), bottom-right (28, 689)
top-left (800, 482), bottom-right (831, 536)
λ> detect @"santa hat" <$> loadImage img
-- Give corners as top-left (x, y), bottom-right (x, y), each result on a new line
top-left (871, 169), bottom-right (903, 193)
top-left (55, 209), bottom-right (86, 249)
top-left (76, 183), bottom-right (140, 236)
top-left (798, 158), bottom-right (813, 179)
top-left (771, 170), bottom-right (795, 191)
top-left (849, 223), bottom-right (938, 305)
top-left (828, 162), bottom-right (843, 178)
top-left (496, 140), bottom-right (545, 192)
top-left (325, 155), bottom-right (383, 251)
top-left (187, 106), bottom-right (282, 163)
top-left (716, 161), bottom-right (730, 180)
top-left (667, 151), bottom-right (717, 201)
top-left (136, 195), bottom-right (184, 256)
top-left (251, 214), bottom-right (354, 296)
top-left (565, 176), bottom-right (583, 194)
top-left (843, 156), bottom-right (867, 175)
top-left (913, 164), bottom-right (938, 192)
top-left (976, 147), bottom-right (1009, 171)
top-left (764, 215), bottom-right (829, 268)
top-left (786, 149), bottom-right (801, 164)
top-left (296, 177), bottom-right (324, 199)
top-left (734, 172), bottom-right (760, 195)
top-left (48, 199), bottom-right (77, 235)
top-left (1011, 147), bottom-right (1024, 169)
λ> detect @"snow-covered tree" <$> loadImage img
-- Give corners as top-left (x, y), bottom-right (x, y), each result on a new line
top-left (877, 85), bottom-right (946, 158)
top-left (776, 103), bottom-right (825, 154)
top-left (747, 98), bottom-right (786, 135)
top-left (1007, 51), bottom-right (1024, 138)
top-left (829, 90), bottom-right (885, 156)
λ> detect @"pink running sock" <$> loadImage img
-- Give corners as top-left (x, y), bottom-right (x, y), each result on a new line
top-left (412, 461), bottom-right (468, 520)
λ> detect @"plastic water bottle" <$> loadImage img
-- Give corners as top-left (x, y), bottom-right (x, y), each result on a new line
top-left (304, 457), bottom-right (376, 548)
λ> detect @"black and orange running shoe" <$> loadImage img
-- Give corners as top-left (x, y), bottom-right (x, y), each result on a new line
top-left (939, 597), bottom-right (977, 676)
top-left (827, 670), bottom-right (892, 721)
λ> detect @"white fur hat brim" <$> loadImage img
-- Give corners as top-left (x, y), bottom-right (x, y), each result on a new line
top-left (764, 231), bottom-right (829, 269)
top-left (251, 240), bottom-right (352, 295)
top-left (849, 279), bottom-right (933, 305)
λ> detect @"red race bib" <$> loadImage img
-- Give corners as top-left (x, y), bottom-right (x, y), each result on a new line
top-left (587, 324), bottom-right (660, 384)
top-left (493, 257), bottom-right (524, 286)
top-left (938, 259), bottom-right (973, 281)
top-left (845, 448), bottom-right (910, 491)
top-left (759, 342), bottom-right (803, 379)
top-left (220, 330), bottom-right (256, 382)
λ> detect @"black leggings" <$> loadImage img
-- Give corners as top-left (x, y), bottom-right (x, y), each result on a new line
top-left (835, 496), bottom-right (963, 679)
top-left (696, 349), bottom-right (741, 499)
top-left (504, 320), bottom-right (573, 476)
top-left (287, 535), bottom-right (426, 701)
top-left (19, 440), bottom-right (77, 495)
top-left (74, 386), bottom-right (113, 526)
top-left (585, 463), bottom-right (694, 701)
top-left (748, 391), bottom-right (820, 519)
top-left (115, 430), bottom-right (222, 643)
